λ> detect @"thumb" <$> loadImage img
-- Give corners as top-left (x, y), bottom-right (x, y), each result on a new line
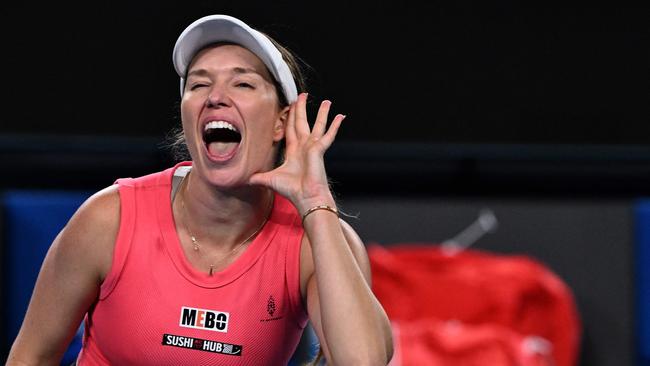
top-left (248, 171), bottom-right (274, 188)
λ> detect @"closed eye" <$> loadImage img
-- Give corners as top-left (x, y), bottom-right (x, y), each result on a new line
top-left (190, 83), bottom-right (208, 91)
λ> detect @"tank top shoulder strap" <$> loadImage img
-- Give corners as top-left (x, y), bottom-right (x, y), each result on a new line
top-left (99, 177), bottom-right (138, 299)
top-left (100, 163), bottom-right (189, 299)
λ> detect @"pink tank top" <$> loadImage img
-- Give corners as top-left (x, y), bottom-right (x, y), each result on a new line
top-left (77, 162), bottom-right (308, 365)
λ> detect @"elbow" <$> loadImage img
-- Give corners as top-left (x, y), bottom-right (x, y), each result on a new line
top-left (338, 342), bottom-right (394, 366)
top-left (378, 334), bottom-right (395, 366)
top-left (350, 352), bottom-right (393, 366)
top-left (350, 315), bottom-right (393, 366)
top-left (6, 355), bottom-right (47, 366)
top-left (7, 346), bottom-right (61, 366)
top-left (363, 328), bottom-right (395, 366)
top-left (379, 318), bottom-right (395, 365)
top-left (385, 341), bottom-right (395, 365)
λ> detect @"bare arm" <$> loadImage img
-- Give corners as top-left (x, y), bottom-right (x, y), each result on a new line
top-left (249, 93), bottom-right (393, 365)
top-left (301, 218), bottom-right (393, 365)
top-left (6, 186), bottom-right (120, 365)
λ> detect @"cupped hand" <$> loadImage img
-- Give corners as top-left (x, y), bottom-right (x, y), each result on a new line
top-left (249, 93), bottom-right (345, 214)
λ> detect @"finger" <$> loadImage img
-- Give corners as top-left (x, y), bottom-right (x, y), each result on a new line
top-left (320, 114), bottom-right (346, 148)
top-left (248, 171), bottom-right (273, 188)
top-left (295, 93), bottom-right (310, 138)
top-left (312, 100), bottom-right (332, 137)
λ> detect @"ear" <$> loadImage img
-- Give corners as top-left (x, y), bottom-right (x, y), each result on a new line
top-left (272, 105), bottom-right (290, 142)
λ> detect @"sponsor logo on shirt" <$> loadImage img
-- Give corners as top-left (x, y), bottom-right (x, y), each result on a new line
top-left (267, 295), bottom-right (276, 316)
top-left (260, 294), bottom-right (284, 322)
top-left (162, 333), bottom-right (242, 356)
top-left (180, 306), bottom-right (229, 332)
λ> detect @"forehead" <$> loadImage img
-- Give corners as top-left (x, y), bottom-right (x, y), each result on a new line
top-left (187, 44), bottom-right (272, 80)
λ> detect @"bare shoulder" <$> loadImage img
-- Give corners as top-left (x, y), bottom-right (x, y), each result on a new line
top-left (70, 185), bottom-right (121, 228)
top-left (66, 185), bottom-right (121, 238)
top-left (56, 184), bottom-right (121, 282)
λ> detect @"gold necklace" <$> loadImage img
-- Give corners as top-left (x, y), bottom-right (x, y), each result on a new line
top-left (179, 173), bottom-right (272, 276)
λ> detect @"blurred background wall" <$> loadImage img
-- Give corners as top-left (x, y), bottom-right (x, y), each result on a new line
top-left (1, 2), bottom-right (648, 365)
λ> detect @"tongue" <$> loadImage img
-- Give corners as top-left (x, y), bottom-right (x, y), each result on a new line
top-left (208, 142), bottom-right (238, 157)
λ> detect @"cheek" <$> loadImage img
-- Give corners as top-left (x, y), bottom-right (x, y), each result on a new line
top-left (241, 101), bottom-right (281, 136)
top-left (180, 97), bottom-right (203, 128)
top-left (180, 101), bottom-right (201, 151)
top-left (180, 98), bottom-right (194, 120)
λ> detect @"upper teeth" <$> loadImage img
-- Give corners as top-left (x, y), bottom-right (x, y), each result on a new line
top-left (205, 121), bottom-right (238, 132)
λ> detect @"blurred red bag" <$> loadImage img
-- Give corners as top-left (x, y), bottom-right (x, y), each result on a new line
top-left (390, 318), bottom-right (555, 366)
top-left (368, 244), bottom-right (581, 366)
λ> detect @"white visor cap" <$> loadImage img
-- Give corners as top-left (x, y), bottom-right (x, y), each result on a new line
top-left (172, 14), bottom-right (298, 103)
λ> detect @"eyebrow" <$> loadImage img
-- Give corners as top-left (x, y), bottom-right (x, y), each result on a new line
top-left (186, 67), bottom-right (262, 79)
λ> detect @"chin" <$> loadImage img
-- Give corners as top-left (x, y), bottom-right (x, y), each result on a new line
top-left (203, 168), bottom-right (250, 190)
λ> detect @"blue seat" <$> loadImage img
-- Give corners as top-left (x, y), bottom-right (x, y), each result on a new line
top-left (636, 199), bottom-right (650, 366)
top-left (3, 190), bottom-right (91, 365)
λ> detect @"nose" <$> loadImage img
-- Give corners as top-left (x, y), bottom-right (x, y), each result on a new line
top-left (205, 87), bottom-right (231, 108)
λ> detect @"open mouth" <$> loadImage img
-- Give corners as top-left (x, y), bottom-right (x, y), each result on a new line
top-left (202, 121), bottom-right (241, 158)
